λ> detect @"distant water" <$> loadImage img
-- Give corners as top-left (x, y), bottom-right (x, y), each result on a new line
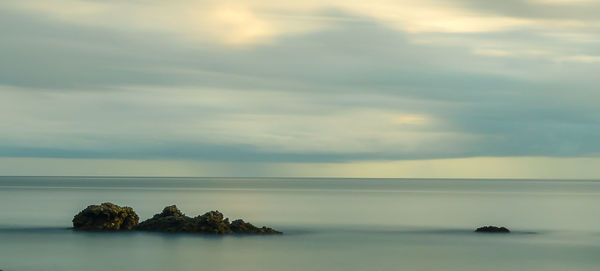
top-left (1, 177), bottom-right (599, 271)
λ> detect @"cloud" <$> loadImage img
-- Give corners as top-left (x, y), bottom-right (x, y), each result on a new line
top-left (0, 0), bottom-right (599, 169)
top-left (473, 49), bottom-right (515, 56)
top-left (1, 78), bottom-right (599, 162)
top-left (4, 0), bottom-right (598, 46)
top-left (2, 157), bottom-right (600, 179)
top-left (473, 48), bottom-right (552, 57)
top-left (556, 55), bottom-right (600, 63)
top-left (530, 0), bottom-right (599, 5)
top-left (2, 0), bottom-right (326, 46)
top-left (0, 84), bottom-right (473, 161)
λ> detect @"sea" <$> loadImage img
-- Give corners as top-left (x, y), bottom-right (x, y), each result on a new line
top-left (1, 176), bottom-right (599, 271)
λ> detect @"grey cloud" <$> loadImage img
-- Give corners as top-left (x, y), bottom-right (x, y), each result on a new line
top-left (1, 7), bottom-right (599, 162)
top-left (454, 0), bottom-right (600, 20)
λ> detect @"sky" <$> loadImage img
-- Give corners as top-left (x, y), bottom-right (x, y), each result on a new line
top-left (1, 0), bottom-right (599, 178)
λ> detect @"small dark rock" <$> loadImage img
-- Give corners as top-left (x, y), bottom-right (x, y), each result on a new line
top-left (475, 226), bottom-right (510, 233)
top-left (73, 202), bottom-right (139, 231)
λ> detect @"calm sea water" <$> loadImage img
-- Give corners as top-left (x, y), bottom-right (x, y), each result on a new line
top-left (1, 177), bottom-right (599, 271)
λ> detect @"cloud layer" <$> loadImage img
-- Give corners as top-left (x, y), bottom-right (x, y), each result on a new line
top-left (1, 0), bottom-right (599, 170)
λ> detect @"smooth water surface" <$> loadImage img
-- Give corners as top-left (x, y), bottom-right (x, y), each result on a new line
top-left (1, 177), bottom-right (599, 270)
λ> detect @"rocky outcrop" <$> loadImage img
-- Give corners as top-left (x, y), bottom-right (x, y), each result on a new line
top-left (136, 205), bottom-right (195, 232)
top-left (137, 205), bottom-right (281, 235)
top-left (72, 202), bottom-right (139, 231)
top-left (73, 203), bottom-right (281, 234)
top-left (194, 210), bottom-right (233, 234)
top-left (230, 219), bottom-right (281, 234)
top-left (475, 226), bottom-right (510, 233)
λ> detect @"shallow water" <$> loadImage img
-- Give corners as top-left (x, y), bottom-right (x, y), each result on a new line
top-left (1, 177), bottom-right (599, 271)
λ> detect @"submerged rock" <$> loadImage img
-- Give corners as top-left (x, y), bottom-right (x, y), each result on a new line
top-left (72, 202), bottom-right (139, 231)
top-left (475, 226), bottom-right (510, 233)
top-left (137, 205), bottom-right (281, 234)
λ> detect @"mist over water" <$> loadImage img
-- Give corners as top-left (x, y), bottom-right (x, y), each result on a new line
top-left (1, 177), bottom-right (599, 271)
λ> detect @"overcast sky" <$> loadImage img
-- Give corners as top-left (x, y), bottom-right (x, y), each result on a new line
top-left (1, 0), bottom-right (599, 178)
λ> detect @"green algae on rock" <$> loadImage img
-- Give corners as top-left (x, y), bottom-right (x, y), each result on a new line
top-left (72, 202), bottom-right (139, 231)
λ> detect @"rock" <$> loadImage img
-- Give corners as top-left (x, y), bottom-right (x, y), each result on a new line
top-left (475, 226), bottom-right (510, 233)
top-left (137, 205), bottom-right (195, 233)
top-left (137, 205), bottom-right (281, 234)
top-left (156, 205), bottom-right (185, 218)
top-left (73, 202), bottom-right (139, 231)
top-left (230, 219), bottom-right (282, 234)
top-left (194, 211), bottom-right (233, 234)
